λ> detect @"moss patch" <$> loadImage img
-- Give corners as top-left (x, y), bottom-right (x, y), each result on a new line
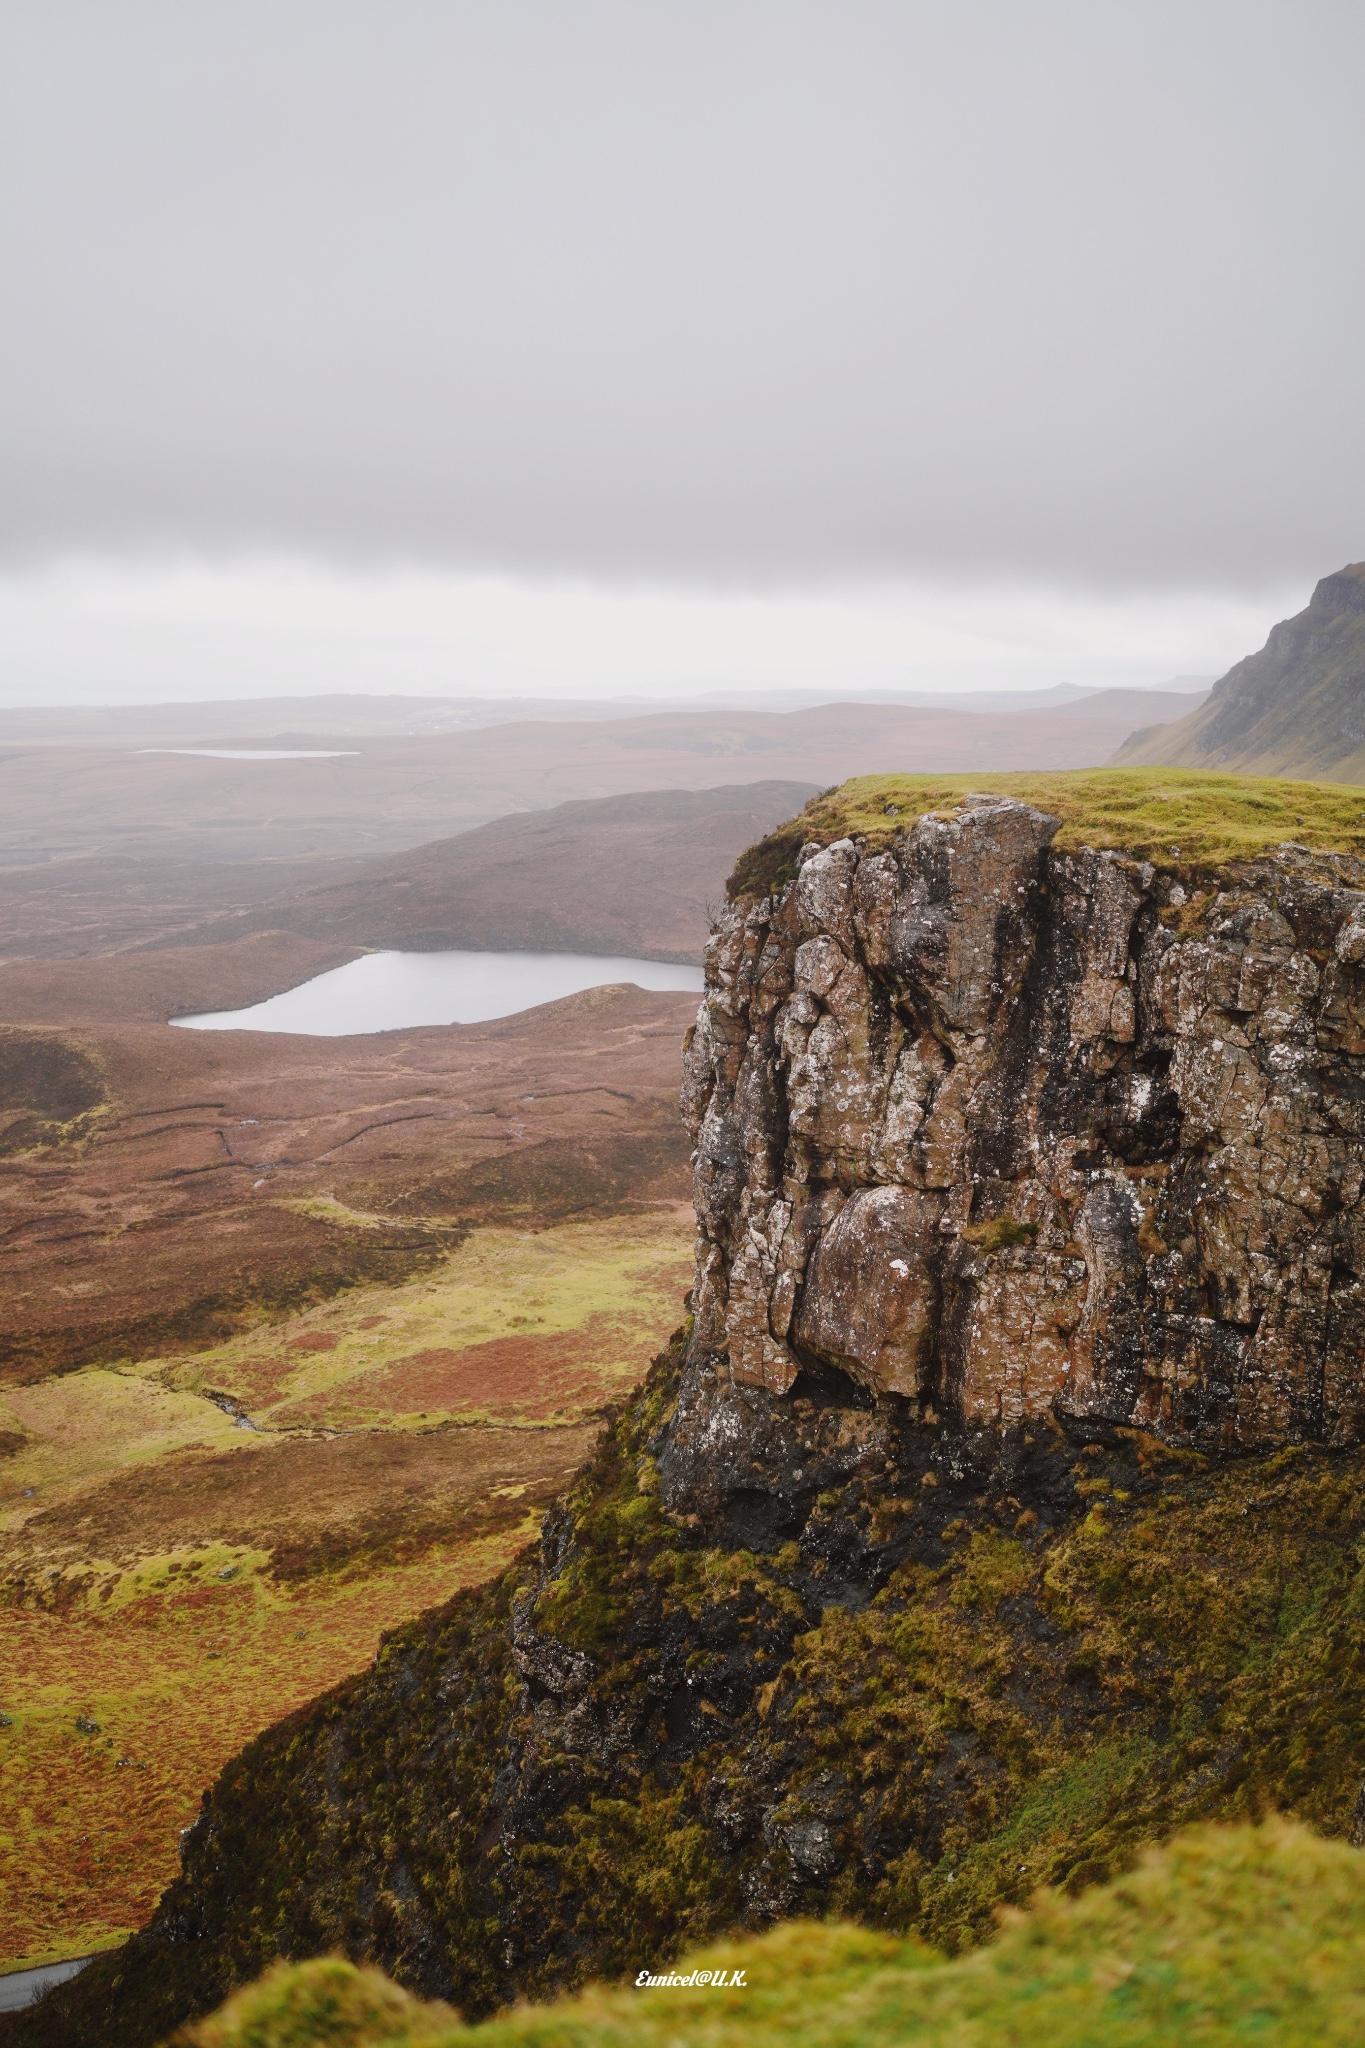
top-left (21, 1343), bottom-right (1365, 2045)
top-left (185, 1820), bottom-right (1365, 2048)
top-left (729, 768), bottom-right (1365, 897)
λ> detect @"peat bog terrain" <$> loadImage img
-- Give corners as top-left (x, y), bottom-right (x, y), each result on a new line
top-left (0, 747), bottom-right (789, 1975)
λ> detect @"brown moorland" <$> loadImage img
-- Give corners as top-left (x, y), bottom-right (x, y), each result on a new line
top-left (0, 783), bottom-right (814, 963)
top-left (0, 940), bottom-right (697, 1969)
top-left (0, 941), bottom-right (697, 1383)
top-left (0, 1204), bottom-right (691, 1970)
top-left (0, 1429), bottom-right (589, 1974)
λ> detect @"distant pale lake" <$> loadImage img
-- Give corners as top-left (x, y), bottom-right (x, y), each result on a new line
top-left (138, 748), bottom-right (359, 759)
top-left (170, 949), bottom-right (705, 1036)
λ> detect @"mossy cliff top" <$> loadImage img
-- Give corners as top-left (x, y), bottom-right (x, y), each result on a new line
top-left (185, 1820), bottom-right (1365, 2048)
top-left (727, 766), bottom-right (1365, 900)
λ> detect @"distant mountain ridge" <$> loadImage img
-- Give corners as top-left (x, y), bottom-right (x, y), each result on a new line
top-left (156, 782), bottom-right (819, 966)
top-left (1114, 561), bottom-right (1365, 779)
top-left (0, 681), bottom-right (1209, 744)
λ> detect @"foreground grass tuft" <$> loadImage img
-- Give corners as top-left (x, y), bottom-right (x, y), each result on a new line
top-left (181, 1820), bottom-right (1365, 2047)
top-left (182, 1957), bottom-right (454, 2047)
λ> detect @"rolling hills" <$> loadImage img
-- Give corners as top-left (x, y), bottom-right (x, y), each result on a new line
top-left (149, 784), bottom-right (818, 965)
top-left (0, 693), bottom-right (1213, 878)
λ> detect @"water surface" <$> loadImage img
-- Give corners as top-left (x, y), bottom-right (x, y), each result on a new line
top-left (171, 949), bottom-right (704, 1036)
top-left (0, 1956), bottom-right (92, 2013)
top-left (138, 748), bottom-right (359, 760)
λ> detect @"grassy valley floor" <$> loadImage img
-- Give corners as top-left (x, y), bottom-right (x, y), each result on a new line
top-left (0, 1209), bottom-right (691, 1973)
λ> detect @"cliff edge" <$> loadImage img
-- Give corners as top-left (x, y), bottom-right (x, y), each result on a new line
top-left (15, 769), bottom-right (1365, 2048)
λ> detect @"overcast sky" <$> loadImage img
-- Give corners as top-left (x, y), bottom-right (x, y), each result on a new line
top-left (1, 1), bottom-right (1360, 703)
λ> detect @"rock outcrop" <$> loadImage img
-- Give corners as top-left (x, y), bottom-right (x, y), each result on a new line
top-left (679, 792), bottom-right (1365, 1456)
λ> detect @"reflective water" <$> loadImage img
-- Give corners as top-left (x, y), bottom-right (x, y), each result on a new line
top-left (0, 1955), bottom-right (92, 2014)
top-left (138, 748), bottom-right (359, 759)
top-left (170, 949), bottom-right (704, 1036)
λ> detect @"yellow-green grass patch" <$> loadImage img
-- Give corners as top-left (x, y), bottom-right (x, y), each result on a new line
top-left (154, 1208), bottom-right (694, 1430)
top-left (0, 1372), bottom-right (250, 1536)
top-left (731, 768), bottom-right (1365, 898)
top-left (0, 1515), bottom-right (542, 1973)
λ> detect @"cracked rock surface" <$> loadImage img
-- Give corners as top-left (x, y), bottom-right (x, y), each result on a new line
top-left (680, 793), bottom-right (1365, 1455)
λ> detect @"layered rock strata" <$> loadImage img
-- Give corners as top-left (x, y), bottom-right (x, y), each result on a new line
top-left (680, 793), bottom-right (1365, 1453)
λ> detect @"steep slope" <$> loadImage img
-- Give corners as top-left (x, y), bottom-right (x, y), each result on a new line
top-left (184, 1822), bottom-right (1365, 2048)
top-left (19, 767), bottom-right (1365, 2046)
top-left (158, 783), bottom-right (818, 965)
top-left (15, 1335), bottom-right (1365, 2048)
top-left (1115, 561), bottom-right (1365, 778)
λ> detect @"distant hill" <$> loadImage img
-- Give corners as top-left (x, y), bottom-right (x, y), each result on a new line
top-left (0, 689), bottom-right (1213, 880)
top-left (0, 691), bottom-right (1209, 959)
top-left (0, 680), bottom-right (1198, 743)
top-left (1114, 562), bottom-right (1365, 778)
top-left (162, 782), bottom-right (819, 965)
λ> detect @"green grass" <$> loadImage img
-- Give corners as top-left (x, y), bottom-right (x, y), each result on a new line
top-left (0, 1215), bottom-right (692, 1973)
top-left (182, 1819), bottom-right (1365, 2047)
top-left (153, 1211), bottom-right (693, 1432)
top-left (727, 767), bottom-right (1365, 898)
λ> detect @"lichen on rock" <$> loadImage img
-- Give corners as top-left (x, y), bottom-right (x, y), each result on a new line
top-left (680, 791), bottom-right (1365, 1452)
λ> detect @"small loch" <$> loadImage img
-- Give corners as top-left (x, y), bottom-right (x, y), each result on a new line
top-left (170, 949), bottom-right (705, 1037)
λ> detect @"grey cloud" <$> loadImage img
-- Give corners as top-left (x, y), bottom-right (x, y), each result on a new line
top-left (1, 0), bottom-right (1362, 584)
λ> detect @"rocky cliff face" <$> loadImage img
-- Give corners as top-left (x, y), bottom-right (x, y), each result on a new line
top-left (674, 792), bottom-right (1365, 1471)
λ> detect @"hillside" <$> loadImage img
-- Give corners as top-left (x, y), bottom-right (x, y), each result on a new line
top-left (183, 1821), bottom-right (1365, 2048)
top-left (0, 941), bottom-right (699, 1973)
top-left (1114, 561), bottom-right (1365, 778)
top-left (155, 784), bottom-right (818, 966)
top-left (17, 766), bottom-right (1365, 2046)
top-left (14, 1334), bottom-right (1365, 2047)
